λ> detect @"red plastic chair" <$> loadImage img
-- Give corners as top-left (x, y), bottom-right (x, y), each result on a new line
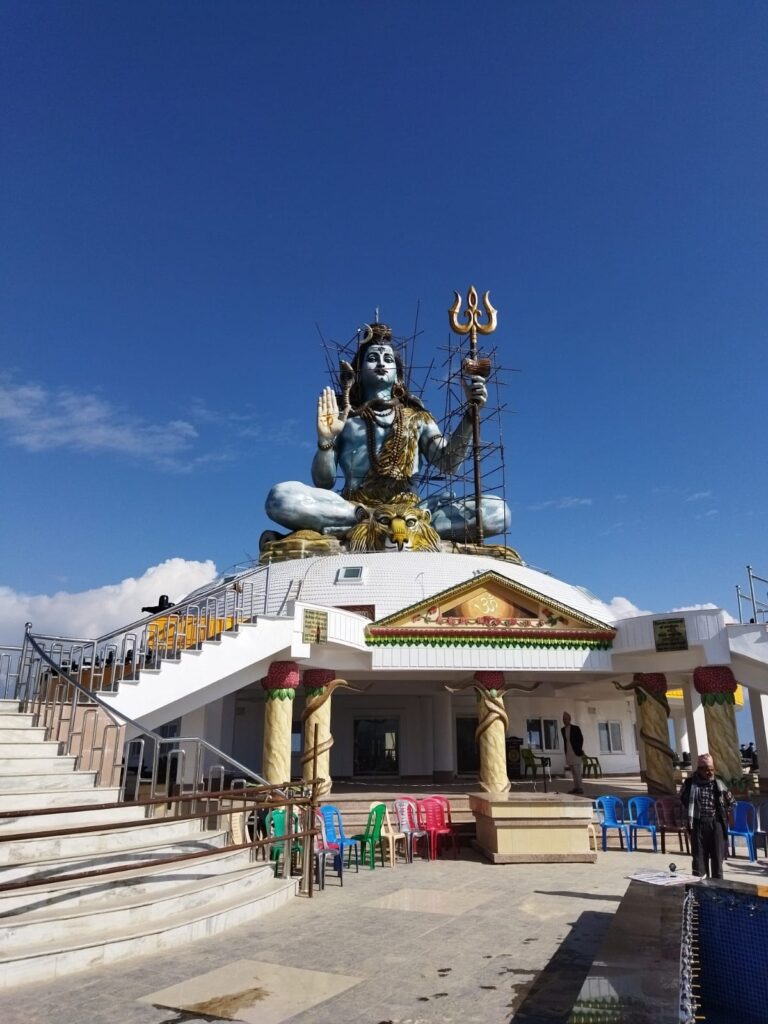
top-left (418, 797), bottom-right (459, 859)
top-left (431, 794), bottom-right (453, 824)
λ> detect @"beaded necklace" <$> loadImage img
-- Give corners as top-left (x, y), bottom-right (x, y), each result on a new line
top-left (359, 400), bottom-right (405, 478)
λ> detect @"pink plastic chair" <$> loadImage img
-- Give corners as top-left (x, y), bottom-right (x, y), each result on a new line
top-left (418, 797), bottom-right (459, 859)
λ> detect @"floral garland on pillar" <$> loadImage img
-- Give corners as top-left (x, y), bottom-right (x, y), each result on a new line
top-left (693, 665), bottom-right (743, 788)
top-left (261, 660), bottom-right (301, 700)
top-left (693, 666), bottom-right (737, 705)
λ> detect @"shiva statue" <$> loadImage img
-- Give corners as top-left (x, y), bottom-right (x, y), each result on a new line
top-left (264, 322), bottom-right (510, 553)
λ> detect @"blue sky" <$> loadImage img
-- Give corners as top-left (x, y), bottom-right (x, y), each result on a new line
top-left (1, 2), bottom-right (767, 645)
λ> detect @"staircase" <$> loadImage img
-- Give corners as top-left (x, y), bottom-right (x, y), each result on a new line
top-left (0, 700), bottom-right (297, 990)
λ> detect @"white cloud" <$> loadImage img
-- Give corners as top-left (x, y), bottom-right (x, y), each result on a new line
top-left (0, 559), bottom-right (218, 645)
top-left (528, 496), bottom-right (593, 511)
top-left (0, 377), bottom-right (311, 468)
top-left (686, 490), bottom-right (713, 502)
top-left (604, 596), bottom-right (652, 621)
top-left (671, 603), bottom-right (737, 623)
top-left (695, 509), bottom-right (719, 519)
top-left (0, 376), bottom-right (197, 467)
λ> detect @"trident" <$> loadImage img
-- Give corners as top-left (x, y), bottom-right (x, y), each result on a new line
top-left (448, 286), bottom-right (498, 545)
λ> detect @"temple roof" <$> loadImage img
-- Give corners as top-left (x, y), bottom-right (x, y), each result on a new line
top-left (192, 551), bottom-right (618, 624)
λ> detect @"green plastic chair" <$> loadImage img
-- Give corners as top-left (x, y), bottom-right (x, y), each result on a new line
top-left (351, 803), bottom-right (386, 869)
top-left (521, 748), bottom-right (539, 777)
top-left (266, 807), bottom-right (302, 876)
top-left (582, 755), bottom-right (603, 778)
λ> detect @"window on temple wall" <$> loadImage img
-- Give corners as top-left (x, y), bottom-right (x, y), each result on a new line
top-left (599, 721), bottom-right (624, 753)
top-left (526, 718), bottom-right (560, 751)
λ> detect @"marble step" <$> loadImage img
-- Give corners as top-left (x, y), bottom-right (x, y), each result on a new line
top-left (0, 714), bottom-right (35, 728)
top-left (0, 742), bottom-right (64, 759)
top-left (0, 756), bottom-right (78, 775)
top-left (0, 793), bottom-right (130, 828)
top-left (0, 829), bottom-right (231, 884)
top-left (0, 815), bottom-right (225, 868)
top-left (0, 727), bottom-right (49, 743)
top-left (0, 844), bottom-right (257, 914)
top-left (0, 771), bottom-right (98, 793)
top-left (1, 856), bottom-right (273, 949)
top-left (0, 870), bottom-right (296, 989)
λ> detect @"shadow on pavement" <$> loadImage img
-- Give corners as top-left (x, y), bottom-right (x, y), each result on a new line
top-left (533, 890), bottom-right (623, 902)
top-left (509, 910), bottom-right (613, 1024)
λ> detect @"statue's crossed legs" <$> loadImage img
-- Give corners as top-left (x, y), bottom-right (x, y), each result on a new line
top-left (266, 481), bottom-right (510, 542)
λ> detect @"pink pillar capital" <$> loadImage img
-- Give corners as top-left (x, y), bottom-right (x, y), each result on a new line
top-left (693, 666), bottom-right (737, 695)
top-left (262, 660), bottom-right (300, 699)
top-left (303, 668), bottom-right (336, 691)
top-left (632, 672), bottom-right (668, 695)
top-left (474, 671), bottom-right (505, 691)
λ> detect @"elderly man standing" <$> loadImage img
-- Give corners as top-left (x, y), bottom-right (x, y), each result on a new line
top-left (561, 712), bottom-right (585, 795)
top-left (680, 753), bottom-right (734, 879)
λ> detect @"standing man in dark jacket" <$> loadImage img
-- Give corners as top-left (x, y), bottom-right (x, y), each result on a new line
top-left (680, 753), bottom-right (734, 878)
top-left (561, 712), bottom-right (585, 794)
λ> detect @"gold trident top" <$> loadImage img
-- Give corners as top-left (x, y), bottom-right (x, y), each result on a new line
top-left (449, 286), bottom-right (497, 356)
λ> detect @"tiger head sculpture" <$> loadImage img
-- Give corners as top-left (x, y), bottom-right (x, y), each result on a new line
top-left (348, 500), bottom-right (441, 553)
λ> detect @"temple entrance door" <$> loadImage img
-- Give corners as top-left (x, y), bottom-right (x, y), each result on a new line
top-left (353, 718), bottom-right (399, 776)
top-left (456, 717), bottom-right (480, 775)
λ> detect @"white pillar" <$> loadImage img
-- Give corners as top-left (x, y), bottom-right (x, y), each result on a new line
top-left (671, 710), bottom-right (687, 756)
top-left (433, 689), bottom-right (455, 782)
top-left (749, 688), bottom-right (768, 793)
top-left (682, 681), bottom-right (708, 761)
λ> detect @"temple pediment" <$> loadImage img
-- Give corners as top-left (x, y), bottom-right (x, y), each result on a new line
top-left (366, 571), bottom-right (616, 649)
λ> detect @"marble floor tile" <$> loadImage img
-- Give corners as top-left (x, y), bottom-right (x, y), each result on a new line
top-left (139, 959), bottom-right (362, 1024)
top-left (364, 886), bottom-right (493, 915)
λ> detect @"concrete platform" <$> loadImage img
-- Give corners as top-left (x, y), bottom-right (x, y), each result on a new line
top-left (469, 790), bottom-right (596, 863)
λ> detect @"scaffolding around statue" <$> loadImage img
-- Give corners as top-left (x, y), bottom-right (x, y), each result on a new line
top-left (261, 289), bottom-right (519, 563)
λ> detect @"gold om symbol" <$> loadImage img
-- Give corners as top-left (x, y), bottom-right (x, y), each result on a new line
top-left (471, 594), bottom-right (500, 615)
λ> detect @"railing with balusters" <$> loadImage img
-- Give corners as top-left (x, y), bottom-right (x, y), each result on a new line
top-left (0, 646), bottom-right (22, 700)
top-left (4, 558), bottom-right (309, 707)
top-left (15, 631), bottom-right (276, 802)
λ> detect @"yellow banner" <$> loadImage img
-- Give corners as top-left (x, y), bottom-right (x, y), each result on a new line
top-left (666, 685), bottom-right (744, 708)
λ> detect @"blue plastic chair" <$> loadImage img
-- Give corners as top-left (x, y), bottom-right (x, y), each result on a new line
top-left (628, 796), bottom-right (658, 852)
top-left (595, 796), bottom-right (630, 852)
top-left (728, 801), bottom-right (757, 862)
top-left (320, 805), bottom-right (360, 872)
top-left (314, 810), bottom-right (343, 888)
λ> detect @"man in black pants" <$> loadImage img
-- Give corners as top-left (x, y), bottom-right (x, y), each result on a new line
top-left (561, 712), bottom-right (585, 795)
top-left (680, 753), bottom-right (734, 878)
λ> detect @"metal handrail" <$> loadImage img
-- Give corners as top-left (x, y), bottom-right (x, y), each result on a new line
top-left (736, 565), bottom-right (768, 624)
top-left (24, 631), bottom-right (275, 797)
top-left (0, 645), bottom-right (22, 700)
top-left (94, 561), bottom-right (273, 645)
top-left (0, 784), bottom-right (321, 897)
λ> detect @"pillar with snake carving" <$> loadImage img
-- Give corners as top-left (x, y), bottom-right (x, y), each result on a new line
top-left (261, 661), bottom-right (300, 785)
top-left (301, 668), bottom-right (338, 795)
top-left (693, 666), bottom-right (743, 789)
top-left (631, 673), bottom-right (676, 796)
top-left (474, 671), bottom-right (510, 793)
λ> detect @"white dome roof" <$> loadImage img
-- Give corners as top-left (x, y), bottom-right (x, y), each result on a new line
top-left (260, 551), bottom-right (615, 624)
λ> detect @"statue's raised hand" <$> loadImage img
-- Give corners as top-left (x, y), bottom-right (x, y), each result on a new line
top-left (317, 387), bottom-right (347, 444)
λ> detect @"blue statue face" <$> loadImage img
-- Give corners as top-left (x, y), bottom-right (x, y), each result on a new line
top-left (360, 344), bottom-right (397, 394)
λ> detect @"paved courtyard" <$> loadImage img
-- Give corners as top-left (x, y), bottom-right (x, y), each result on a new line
top-left (1, 835), bottom-right (764, 1024)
